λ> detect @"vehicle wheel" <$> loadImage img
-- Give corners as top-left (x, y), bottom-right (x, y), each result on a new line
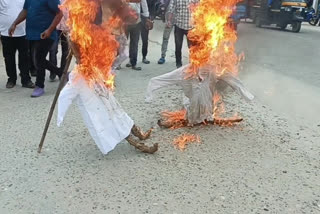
top-left (309, 18), bottom-right (319, 26)
top-left (255, 17), bottom-right (262, 27)
top-left (280, 23), bottom-right (287, 30)
top-left (291, 22), bottom-right (301, 33)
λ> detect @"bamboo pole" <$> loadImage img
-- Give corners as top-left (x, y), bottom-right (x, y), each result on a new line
top-left (38, 53), bottom-right (73, 153)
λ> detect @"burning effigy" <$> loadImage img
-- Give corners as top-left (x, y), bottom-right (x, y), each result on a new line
top-left (57, 0), bottom-right (158, 154)
top-left (146, 0), bottom-right (254, 128)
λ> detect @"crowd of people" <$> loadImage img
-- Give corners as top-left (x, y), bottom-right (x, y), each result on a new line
top-left (0, 0), bottom-right (197, 97)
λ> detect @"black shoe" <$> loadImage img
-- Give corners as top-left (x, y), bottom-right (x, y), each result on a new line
top-left (49, 73), bottom-right (57, 82)
top-left (56, 68), bottom-right (63, 80)
top-left (142, 58), bottom-right (150, 64)
top-left (22, 81), bottom-right (35, 89)
top-left (176, 62), bottom-right (182, 68)
top-left (126, 63), bottom-right (132, 68)
top-left (132, 66), bottom-right (142, 71)
top-left (6, 82), bottom-right (16, 89)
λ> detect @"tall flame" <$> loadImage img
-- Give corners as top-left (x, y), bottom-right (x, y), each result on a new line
top-left (188, 0), bottom-right (240, 77)
top-left (62, 0), bottom-right (120, 89)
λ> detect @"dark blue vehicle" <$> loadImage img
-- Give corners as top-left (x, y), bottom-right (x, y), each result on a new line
top-left (229, 1), bottom-right (249, 30)
top-left (303, 4), bottom-right (320, 25)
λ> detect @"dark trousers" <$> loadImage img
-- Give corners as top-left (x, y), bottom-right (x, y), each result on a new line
top-left (49, 31), bottom-right (69, 71)
top-left (140, 20), bottom-right (149, 58)
top-left (28, 40), bottom-right (36, 74)
top-left (30, 39), bottom-right (61, 88)
top-left (125, 23), bottom-right (141, 66)
top-left (1, 35), bottom-right (31, 84)
top-left (174, 26), bottom-right (191, 65)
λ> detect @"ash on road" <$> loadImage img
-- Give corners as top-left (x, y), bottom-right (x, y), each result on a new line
top-left (0, 22), bottom-right (319, 214)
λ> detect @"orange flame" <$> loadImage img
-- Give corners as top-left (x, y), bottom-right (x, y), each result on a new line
top-left (173, 134), bottom-right (201, 151)
top-left (160, 109), bottom-right (187, 129)
top-left (213, 92), bottom-right (225, 118)
top-left (62, 0), bottom-right (120, 89)
top-left (188, 0), bottom-right (240, 77)
top-left (213, 92), bottom-right (243, 126)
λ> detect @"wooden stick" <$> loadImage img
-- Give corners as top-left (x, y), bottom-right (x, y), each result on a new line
top-left (38, 53), bottom-right (73, 153)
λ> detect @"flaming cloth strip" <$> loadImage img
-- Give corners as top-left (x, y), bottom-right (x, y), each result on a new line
top-left (57, 0), bottom-right (139, 154)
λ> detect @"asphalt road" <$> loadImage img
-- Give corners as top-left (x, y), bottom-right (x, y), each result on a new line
top-left (0, 21), bottom-right (319, 213)
top-left (236, 22), bottom-right (320, 130)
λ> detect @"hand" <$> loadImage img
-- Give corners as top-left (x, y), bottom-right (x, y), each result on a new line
top-left (145, 19), bottom-right (154, 30)
top-left (166, 21), bottom-right (172, 28)
top-left (40, 29), bottom-right (52, 39)
top-left (8, 24), bottom-right (16, 37)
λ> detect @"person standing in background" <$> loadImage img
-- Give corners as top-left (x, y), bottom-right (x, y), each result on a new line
top-left (167, 0), bottom-right (198, 68)
top-left (158, 0), bottom-right (173, 64)
top-left (140, 0), bottom-right (156, 64)
top-left (9, 0), bottom-right (63, 97)
top-left (48, 0), bottom-right (70, 82)
top-left (126, 0), bottom-right (150, 71)
top-left (0, 0), bottom-right (34, 89)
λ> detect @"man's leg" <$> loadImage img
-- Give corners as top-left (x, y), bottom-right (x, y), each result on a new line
top-left (33, 39), bottom-right (55, 89)
top-left (60, 33), bottom-right (69, 71)
top-left (44, 45), bottom-right (62, 77)
top-left (16, 36), bottom-right (33, 87)
top-left (126, 24), bottom-right (133, 67)
top-left (48, 31), bottom-right (61, 81)
top-left (28, 41), bottom-right (37, 76)
top-left (140, 21), bottom-right (150, 64)
top-left (174, 26), bottom-right (184, 68)
top-left (129, 23), bottom-right (141, 70)
top-left (1, 36), bottom-right (17, 88)
top-left (161, 25), bottom-right (173, 58)
top-left (185, 29), bottom-right (193, 48)
top-left (158, 24), bottom-right (173, 64)
top-left (49, 39), bottom-right (58, 67)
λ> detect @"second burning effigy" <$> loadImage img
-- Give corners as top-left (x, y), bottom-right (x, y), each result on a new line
top-left (146, 0), bottom-right (254, 129)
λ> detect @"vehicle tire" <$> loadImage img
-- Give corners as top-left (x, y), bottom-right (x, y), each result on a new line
top-left (309, 18), bottom-right (319, 26)
top-left (291, 22), bottom-right (301, 33)
top-left (280, 23), bottom-right (287, 30)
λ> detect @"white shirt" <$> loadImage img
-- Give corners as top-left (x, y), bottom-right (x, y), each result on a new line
top-left (129, 0), bottom-right (150, 24)
top-left (56, 0), bottom-right (68, 32)
top-left (0, 0), bottom-right (26, 37)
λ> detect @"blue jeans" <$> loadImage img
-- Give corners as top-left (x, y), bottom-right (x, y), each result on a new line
top-left (161, 24), bottom-right (173, 58)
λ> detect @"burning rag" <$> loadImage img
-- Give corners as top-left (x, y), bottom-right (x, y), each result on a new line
top-left (57, 70), bottom-right (134, 154)
top-left (145, 64), bottom-right (254, 124)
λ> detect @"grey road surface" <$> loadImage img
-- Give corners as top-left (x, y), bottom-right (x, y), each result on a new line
top-left (0, 22), bottom-right (319, 214)
top-left (237, 23), bottom-right (320, 129)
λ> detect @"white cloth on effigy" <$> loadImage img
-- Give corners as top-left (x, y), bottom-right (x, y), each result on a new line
top-left (145, 63), bottom-right (254, 125)
top-left (57, 70), bottom-right (134, 154)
